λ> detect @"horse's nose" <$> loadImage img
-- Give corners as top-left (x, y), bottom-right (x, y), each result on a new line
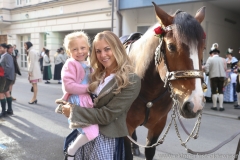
top-left (183, 101), bottom-right (194, 113)
top-left (181, 101), bottom-right (199, 118)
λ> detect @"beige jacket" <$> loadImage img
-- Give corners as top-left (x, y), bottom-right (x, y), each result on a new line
top-left (69, 73), bottom-right (141, 138)
top-left (205, 55), bottom-right (227, 79)
top-left (27, 47), bottom-right (42, 80)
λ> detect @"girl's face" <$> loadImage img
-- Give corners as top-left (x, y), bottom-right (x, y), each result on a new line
top-left (68, 37), bottom-right (89, 61)
top-left (95, 39), bottom-right (117, 71)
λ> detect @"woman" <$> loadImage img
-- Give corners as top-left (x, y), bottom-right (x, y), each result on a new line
top-left (57, 31), bottom-right (141, 160)
top-left (43, 49), bottom-right (52, 84)
top-left (224, 48), bottom-right (238, 102)
top-left (25, 42), bottom-right (42, 104)
top-left (53, 48), bottom-right (65, 84)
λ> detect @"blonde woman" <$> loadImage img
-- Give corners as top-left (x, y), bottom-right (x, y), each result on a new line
top-left (57, 31), bottom-right (141, 160)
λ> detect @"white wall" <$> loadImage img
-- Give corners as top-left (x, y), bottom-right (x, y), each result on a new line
top-left (203, 2), bottom-right (240, 60)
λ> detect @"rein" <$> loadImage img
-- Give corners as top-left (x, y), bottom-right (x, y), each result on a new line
top-left (127, 24), bottom-right (240, 155)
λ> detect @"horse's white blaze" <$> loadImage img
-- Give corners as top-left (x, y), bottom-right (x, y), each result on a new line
top-left (187, 44), bottom-right (204, 112)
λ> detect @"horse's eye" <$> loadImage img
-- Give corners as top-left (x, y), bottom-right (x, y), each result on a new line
top-left (167, 44), bottom-right (176, 52)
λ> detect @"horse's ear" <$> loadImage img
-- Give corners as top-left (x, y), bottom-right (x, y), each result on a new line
top-left (152, 2), bottom-right (173, 26)
top-left (195, 6), bottom-right (206, 23)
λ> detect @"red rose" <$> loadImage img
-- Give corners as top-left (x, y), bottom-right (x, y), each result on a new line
top-left (154, 26), bottom-right (164, 35)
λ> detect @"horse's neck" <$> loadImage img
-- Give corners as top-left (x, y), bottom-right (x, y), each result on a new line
top-left (141, 59), bottom-right (166, 97)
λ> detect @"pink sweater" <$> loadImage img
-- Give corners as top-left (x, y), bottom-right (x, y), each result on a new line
top-left (61, 58), bottom-right (99, 140)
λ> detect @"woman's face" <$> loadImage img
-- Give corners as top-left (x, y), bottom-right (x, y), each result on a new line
top-left (95, 39), bottom-right (117, 71)
top-left (24, 43), bottom-right (27, 50)
top-left (68, 37), bottom-right (89, 62)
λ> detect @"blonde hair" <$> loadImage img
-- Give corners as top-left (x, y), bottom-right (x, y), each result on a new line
top-left (63, 31), bottom-right (90, 56)
top-left (88, 31), bottom-right (134, 94)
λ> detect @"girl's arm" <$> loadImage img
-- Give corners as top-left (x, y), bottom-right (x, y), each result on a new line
top-left (62, 60), bottom-right (88, 95)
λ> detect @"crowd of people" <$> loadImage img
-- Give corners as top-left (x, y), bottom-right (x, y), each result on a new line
top-left (203, 43), bottom-right (240, 118)
top-left (39, 47), bottom-right (68, 84)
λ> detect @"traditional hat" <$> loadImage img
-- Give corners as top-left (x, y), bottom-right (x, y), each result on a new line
top-left (226, 48), bottom-right (233, 54)
top-left (209, 43), bottom-right (220, 54)
top-left (211, 43), bottom-right (218, 50)
top-left (209, 49), bottom-right (220, 54)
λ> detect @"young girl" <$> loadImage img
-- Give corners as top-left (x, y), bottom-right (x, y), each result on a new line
top-left (42, 49), bottom-right (52, 84)
top-left (56, 31), bottom-right (98, 160)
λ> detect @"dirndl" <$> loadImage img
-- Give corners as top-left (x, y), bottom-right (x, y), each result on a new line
top-left (43, 66), bottom-right (52, 80)
top-left (74, 133), bottom-right (125, 160)
top-left (54, 63), bottom-right (63, 80)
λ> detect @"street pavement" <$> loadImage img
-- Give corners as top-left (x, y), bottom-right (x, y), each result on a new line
top-left (0, 71), bottom-right (240, 160)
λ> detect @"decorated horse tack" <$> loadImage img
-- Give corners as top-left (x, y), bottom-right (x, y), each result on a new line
top-left (153, 24), bottom-right (204, 88)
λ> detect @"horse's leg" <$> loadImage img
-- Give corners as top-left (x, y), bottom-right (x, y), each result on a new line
top-left (124, 136), bottom-right (133, 160)
top-left (131, 130), bottom-right (140, 156)
top-left (145, 115), bottom-right (168, 160)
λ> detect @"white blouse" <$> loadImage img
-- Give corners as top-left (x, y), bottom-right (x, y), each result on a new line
top-left (94, 73), bottom-right (115, 96)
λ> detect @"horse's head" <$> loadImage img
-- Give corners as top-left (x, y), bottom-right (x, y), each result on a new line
top-left (153, 3), bottom-right (206, 118)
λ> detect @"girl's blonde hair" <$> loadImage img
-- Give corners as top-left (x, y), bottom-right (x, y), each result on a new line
top-left (88, 31), bottom-right (134, 94)
top-left (63, 31), bottom-right (90, 56)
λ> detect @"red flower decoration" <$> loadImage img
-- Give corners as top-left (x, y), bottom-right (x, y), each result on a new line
top-left (154, 26), bottom-right (165, 37)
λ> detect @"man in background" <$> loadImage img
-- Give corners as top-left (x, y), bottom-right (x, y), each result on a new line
top-left (13, 44), bottom-right (19, 59)
top-left (204, 48), bottom-right (227, 111)
top-left (0, 43), bottom-right (15, 118)
top-left (7, 44), bottom-right (21, 101)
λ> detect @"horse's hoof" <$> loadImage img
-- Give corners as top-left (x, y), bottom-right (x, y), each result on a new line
top-left (132, 148), bottom-right (140, 156)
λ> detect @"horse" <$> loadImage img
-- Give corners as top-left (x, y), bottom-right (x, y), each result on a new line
top-left (125, 2), bottom-right (206, 160)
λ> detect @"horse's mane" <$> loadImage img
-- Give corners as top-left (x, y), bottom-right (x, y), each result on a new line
top-left (129, 11), bottom-right (204, 78)
top-left (129, 23), bottom-right (159, 78)
top-left (173, 11), bottom-right (204, 48)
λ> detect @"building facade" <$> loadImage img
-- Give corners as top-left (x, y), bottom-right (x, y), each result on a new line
top-left (0, 0), bottom-right (116, 70)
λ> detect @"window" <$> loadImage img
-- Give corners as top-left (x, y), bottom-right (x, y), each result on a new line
top-left (26, 0), bottom-right (31, 3)
top-left (44, 34), bottom-right (47, 47)
top-left (16, 0), bottom-right (22, 5)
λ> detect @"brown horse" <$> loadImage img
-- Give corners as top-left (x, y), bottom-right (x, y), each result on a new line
top-left (125, 2), bottom-right (206, 160)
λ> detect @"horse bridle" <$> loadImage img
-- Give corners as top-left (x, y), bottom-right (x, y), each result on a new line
top-left (155, 24), bottom-right (204, 89)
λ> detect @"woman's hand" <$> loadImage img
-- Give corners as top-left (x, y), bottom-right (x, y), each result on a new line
top-left (55, 99), bottom-right (71, 118)
top-left (62, 104), bottom-right (71, 118)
